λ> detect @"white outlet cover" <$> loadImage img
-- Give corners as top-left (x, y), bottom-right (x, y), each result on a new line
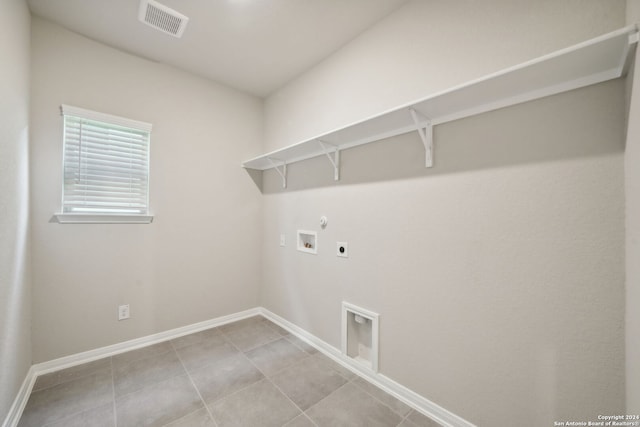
top-left (118, 304), bottom-right (130, 321)
top-left (280, 234), bottom-right (286, 247)
top-left (337, 242), bottom-right (348, 258)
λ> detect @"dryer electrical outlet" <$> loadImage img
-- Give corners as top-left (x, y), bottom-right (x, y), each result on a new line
top-left (337, 242), bottom-right (348, 258)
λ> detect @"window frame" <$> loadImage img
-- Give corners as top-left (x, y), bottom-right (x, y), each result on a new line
top-left (54, 105), bottom-right (154, 224)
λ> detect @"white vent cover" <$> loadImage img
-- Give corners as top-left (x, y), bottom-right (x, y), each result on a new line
top-left (138, 0), bottom-right (189, 38)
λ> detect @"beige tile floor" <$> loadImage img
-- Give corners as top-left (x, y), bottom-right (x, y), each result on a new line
top-left (18, 316), bottom-right (442, 427)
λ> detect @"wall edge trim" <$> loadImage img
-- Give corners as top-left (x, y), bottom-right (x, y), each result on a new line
top-left (1, 366), bottom-right (37, 427)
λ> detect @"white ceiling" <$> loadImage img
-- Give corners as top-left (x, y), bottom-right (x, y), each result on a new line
top-left (27, 0), bottom-right (408, 97)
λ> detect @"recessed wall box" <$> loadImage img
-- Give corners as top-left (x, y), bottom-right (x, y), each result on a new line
top-left (297, 230), bottom-right (317, 254)
top-left (342, 302), bottom-right (379, 372)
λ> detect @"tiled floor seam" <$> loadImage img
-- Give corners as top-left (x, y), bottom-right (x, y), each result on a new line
top-left (226, 327), bottom-right (373, 425)
top-left (169, 340), bottom-right (219, 427)
top-left (300, 413), bottom-right (319, 427)
top-left (114, 346), bottom-right (175, 370)
top-left (110, 357), bottom-right (118, 427)
top-left (218, 335), bottom-right (308, 425)
top-left (263, 320), bottom-right (291, 337)
top-left (282, 336), bottom-right (317, 356)
top-left (218, 329), bottom-right (284, 354)
top-left (203, 373), bottom-right (269, 409)
top-left (398, 410), bottom-right (413, 426)
top-left (178, 353), bottom-right (268, 409)
top-left (298, 380), bottom-right (352, 421)
top-left (31, 362), bottom-right (111, 395)
top-left (266, 376), bottom-right (307, 422)
top-left (35, 340), bottom-right (177, 396)
top-left (234, 344), bottom-right (311, 427)
top-left (112, 368), bottom-right (188, 401)
top-left (397, 411), bottom-right (415, 427)
top-left (258, 322), bottom-right (424, 426)
top-left (160, 407), bottom-right (210, 427)
top-left (33, 366), bottom-right (116, 427)
top-left (251, 351), bottom-right (314, 379)
top-left (349, 376), bottom-right (412, 420)
top-left (216, 337), bottom-right (276, 398)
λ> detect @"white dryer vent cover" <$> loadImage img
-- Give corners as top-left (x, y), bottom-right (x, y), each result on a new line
top-left (138, 0), bottom-right (189, 38)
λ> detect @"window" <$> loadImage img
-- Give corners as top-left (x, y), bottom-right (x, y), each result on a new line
top-left (56, 105), bottom-right (153, 223)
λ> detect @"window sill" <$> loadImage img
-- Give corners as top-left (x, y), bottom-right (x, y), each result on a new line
top-left (54, 214), bottom-right (154, 224)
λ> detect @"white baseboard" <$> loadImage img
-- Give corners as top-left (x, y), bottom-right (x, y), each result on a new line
top-left (2, 306), bottom-right (474, 427)
top-left (1, 307), bottom-right (260, 427)
top-left (33, 307), bottom-right (261, 376)
top-left (2, 366), bottom-right (37, 427)
top-left (259, 307), bottom-right (476, 427)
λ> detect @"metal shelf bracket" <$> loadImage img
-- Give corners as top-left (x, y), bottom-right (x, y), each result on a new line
top-left (318, 140), bottom-right (340, 181)
top-left (268, 157), bottom-right (287, 188)
top-left (409, 108), bottom-right (433, 168)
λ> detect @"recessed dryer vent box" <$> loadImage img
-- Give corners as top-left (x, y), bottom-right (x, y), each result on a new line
top-left (342, 302), bottom-right (379, 372)
top-left (297, 230), bottom-right (317, 254)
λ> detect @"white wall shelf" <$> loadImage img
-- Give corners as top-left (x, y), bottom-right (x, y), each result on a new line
top-left (242, 25), bottom-right (638, 182)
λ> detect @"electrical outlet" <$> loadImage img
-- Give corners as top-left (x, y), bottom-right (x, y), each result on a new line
top-left (280, 234), bottom-right (286, 247)
top-left (118, 304), bottom-right (130, 321)
top-left (337, 242), bottom-right (348, 258)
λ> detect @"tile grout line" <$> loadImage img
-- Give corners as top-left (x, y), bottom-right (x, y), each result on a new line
top-left (247, 347), bottom-right (313, 379)
top-left (266, 375), bottom-right (306, 421)
top-left (299, 380), bottom-right (352, 418)
top-left (178, 340), bottom-right (263, 403)
top-left (219, 322), bottom-right (314, 380)
top-left (349, 376), bottom-right (413, 422)
top-left (256, 317), bottom-right (409, 425)
top-left (27, 367), bottom-right (117, 427)
top-left (219, 334), bottom-right (271, 394)
top-left (301, 412), bottom-right (319, 427)
top-left (30, 359), bottom-right (112, 395)
top-left (399, 408), bottom-right (420, 427)
top-left (109, 368), bottom-right (187, 401)
top-left (261, 314), bottom-right (441, 426)
top-left (169, 339), bottom-right (220, 427)
top-left (229, 344), bottom-right (306, 427)
top-left (185, 332), bottom-right (272, 407)
top-left (282, 334), bottom-right (319, 356)
top-left (110, 357), bottom-right (118, 427)
top-left (263, 317), bottom-right (437, 427)
top-left (221, 324), bottom-right (352, 427)
top-left (220, 315), bottom-right (292, 353)
top-left (314, 354), bottom-right (358, 383)
top-left (112, 344), bottom-right (175, 371)
top-left (221, 331), bottom-right (308, 426)
top-left (262, 318), bottom-right (294, 337)
top-left (231, 332), bottom-right (286, 354)
top-left (160, 408), bottom-right (207, 427)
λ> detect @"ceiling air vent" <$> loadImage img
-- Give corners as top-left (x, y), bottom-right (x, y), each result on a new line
top-left (138, 0), bottom-right (189, 38)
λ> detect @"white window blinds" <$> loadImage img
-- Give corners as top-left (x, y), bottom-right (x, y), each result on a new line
top-left (61, 105), bottom-right (152, 216)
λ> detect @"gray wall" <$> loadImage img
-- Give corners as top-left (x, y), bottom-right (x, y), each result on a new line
top-left (261, 1), bottom-right (627, 425)
top-left (626, 0), bottom-right (640, 415)
top-left (0, 0), bottom-right (32, 420)
top-left (30, 17), bottom-right (264, 363)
